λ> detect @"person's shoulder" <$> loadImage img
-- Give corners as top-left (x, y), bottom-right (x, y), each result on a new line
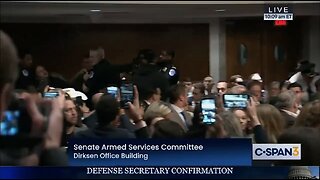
top-left (74, 125), bottom-right (88, 134)
top-left (312, 75), bottom-right (320, 81)
top-left (92, 60), bottom-right (108, 70)
top-left (165, 103), bottom-right (175, 111)
top-left (310, 92), bottom-right (320, 101)
top-left (114, 128), bottom-right (136, 138)
top-left (74, 128), bottom-right (93, 138)
top-left (81, 126), bottom-right (135, 138)
top-left (281, 111), bottom-right (295, 119)
top-left (168, 66), bottom-right (178, 76)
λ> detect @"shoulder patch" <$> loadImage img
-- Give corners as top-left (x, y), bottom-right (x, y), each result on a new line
top-left (22, 69), bottom-right (29, 76)
top-left (169, 69), bottom-right (176, 76)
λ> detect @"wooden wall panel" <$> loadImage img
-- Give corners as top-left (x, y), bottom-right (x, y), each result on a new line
top-left (2, 24), bottom-right (209, 81)
top-left (226, 18), bottom-right (303, 86)
top-left (226, 21), bottom-right (263, 81)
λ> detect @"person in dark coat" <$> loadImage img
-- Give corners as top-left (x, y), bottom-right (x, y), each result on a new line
top-left (75, 90), bottom-right (149, 139)
top-left (35, 65), bottom-right (70, 92)
top-left (70, 53), bottom-right (93, 92)
top-left (156, 50), bottom-right (180, 86)
top-left (15, 51), bottom-right (37, 91)
top-left (83, 48), bottom-right (132, 109)
top-left (132, 49), bottom-right (169, 102)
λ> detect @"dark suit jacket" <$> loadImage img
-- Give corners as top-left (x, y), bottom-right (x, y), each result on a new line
top-left (140, 100), bottom-right (150, 112)
top-left (83, 113), bottom-right (136, 132)
top-left (75, 122), bottom-right (149, 139)
top-left (75, 125), bottom-right (136, 139)
top-left (168, 104), bottom-right (193, 132)
top-left (280, 111), bottom-right (296, 128)
top-left (86, 60), bottom-right (132, 95)
top-left (132, 64), bottom-right (170, 101)
top-left (15, 66), bottom-right (37, 90)
top-left (82, 112), bottom-right (97, 129)
top-left (135, 127), bottom-right (150, 139)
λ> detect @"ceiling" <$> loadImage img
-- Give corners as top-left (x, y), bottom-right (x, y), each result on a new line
top-left (1, 1), bottom-right (319, 23)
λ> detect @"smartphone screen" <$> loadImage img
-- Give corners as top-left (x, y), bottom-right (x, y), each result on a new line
top-left (0, 100), bottom-right (41, 147)
top-left (43, 92), bottom-right (59, 99)
top-left (107, 86), bottom-right (118, 99)
top-left (0, 111), bottom-right (20, 136)
top-left (120, 83), bottom-right (134, 108)
top-left (201, 98), bottom-right (216, 124)
top-left (223, 94), bottom-right (250, 109)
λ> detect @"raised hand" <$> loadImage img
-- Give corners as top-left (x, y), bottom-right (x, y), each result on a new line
top-left (246, 97), bottom-right (261, 127)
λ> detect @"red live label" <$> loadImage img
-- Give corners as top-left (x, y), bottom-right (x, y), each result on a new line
top-left (274, 20), bottom-right (287, 26)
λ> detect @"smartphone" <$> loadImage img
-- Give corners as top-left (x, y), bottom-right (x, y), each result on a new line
top-left (43, 91), bottom-right (59, 99)
top-left (200, 98), bottom-right (216, 125)
top-left (120, 83), bottom-right (134, 108)
top-left (0, 111), bottom-right (19, 136)
top-left (107, 86), bottom-right (118, 99)
top-left (0, 99), bottom-right (42, 147)
top-left (223, 94), bottom-right (250, 109)
top-left (0, 99), bottom-right (32, 136)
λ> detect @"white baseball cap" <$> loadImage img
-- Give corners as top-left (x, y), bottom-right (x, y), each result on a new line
top-left (63, 88), bottom-right (88, 101)
top-left (251, 73), bottom-right (263, 82)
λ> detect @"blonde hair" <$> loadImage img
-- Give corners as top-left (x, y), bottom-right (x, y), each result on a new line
top-left (220, 111), bottom-right (243, 138)
top-left (256, 104), bottom-right (285, 143)
top-left (295, 100), bottom-right (320, 128)
top-left (144, 102), bottom-right (171, 125)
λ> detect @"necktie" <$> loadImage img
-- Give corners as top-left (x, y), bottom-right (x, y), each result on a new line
top-left (180, 111), bottom-right (188, 129)
top-left (307, 84), bottom-right (313, 97)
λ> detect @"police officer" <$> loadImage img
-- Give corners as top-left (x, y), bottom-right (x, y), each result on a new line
top-left (156, 50), bottom-right (180, 86)
top-left (289, 60), bottom-right (320, 97)
top-left (132, 49), bottom-right (169, 102)
top-left (83, 47), bottom-right (132, 110)
top-left (15, 51), bottom-right (37, 91)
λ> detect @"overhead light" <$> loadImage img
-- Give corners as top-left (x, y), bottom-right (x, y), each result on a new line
top-left (215, 9), bottom-right (226, 12)
top-left (90, 9), bottom-right (101, 12)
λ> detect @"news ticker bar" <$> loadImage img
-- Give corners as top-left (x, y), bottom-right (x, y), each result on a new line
top-left (68, 138), bottom-right (252, 166)
top-left (0, 166), bottom-right (318, 179)
top-left (67, 138), bottom-right (302, 167)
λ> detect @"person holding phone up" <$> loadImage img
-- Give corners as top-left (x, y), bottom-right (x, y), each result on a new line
top-left (203, 97), bottom-right (268, 144)
top-left (75, 85), bottom-right (149, 139)
top-left (0, 31), bottom-right (68, 166)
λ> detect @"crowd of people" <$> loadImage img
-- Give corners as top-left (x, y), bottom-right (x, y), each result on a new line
top-left (0, 30), bottom-right (319, 166)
